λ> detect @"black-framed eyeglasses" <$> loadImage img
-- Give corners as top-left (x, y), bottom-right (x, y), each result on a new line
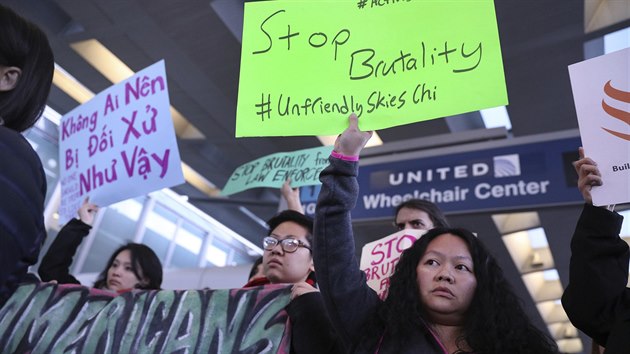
top-left (263, 236), bottom-right (312, 253)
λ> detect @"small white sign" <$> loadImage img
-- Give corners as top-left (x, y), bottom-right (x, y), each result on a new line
top-left (59, 60), bottom-right (185, 224)
top-left (569, 47), bottom-right (630, 206)
top-left (360, 228), bottom-right (427, 298)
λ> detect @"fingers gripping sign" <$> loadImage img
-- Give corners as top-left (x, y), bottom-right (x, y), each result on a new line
top-left (334, 113), bottom-right (373, 157)
top-left (572, 147), bottom-right (602, 205)
top-left (77, 197), bottom-right (100, 226)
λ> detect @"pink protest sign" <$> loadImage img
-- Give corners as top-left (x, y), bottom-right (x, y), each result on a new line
top-left (58, 60), bottom-right (184, 224)
top-left (360, 229), bottom-right (426, 298)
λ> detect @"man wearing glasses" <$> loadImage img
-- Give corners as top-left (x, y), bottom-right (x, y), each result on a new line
top-left (262, 210), bottom-right (316, 288)
top-left (244, 209), bottom-right (344, 354)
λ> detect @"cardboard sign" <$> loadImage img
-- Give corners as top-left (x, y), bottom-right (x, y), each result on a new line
top-left (237, 0), bottom-right (507, 137)
top-left (569, 47), bottom-right (630, 206)
top-left (222, 145), bottom-right (333, 195)
top-left (59, 60), bottom-right (185, 223)
top-left (360, 228), bottom-right (426, 298)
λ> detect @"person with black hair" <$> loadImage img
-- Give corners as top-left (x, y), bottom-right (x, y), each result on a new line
top-left (243, 209), bottom-right (344, 354)
top-left (393, 198), bottom-right (449, 231)
top-left (39, 198), bottom-right (163, 292)
top-left (0, 4), bottom-right (54, 306)
top-left (562, 148), bottom-right (629, 354)
top-left (247, 256), bottom-right (264, 282)
top-left (314, 113), bottom-right (558, 353)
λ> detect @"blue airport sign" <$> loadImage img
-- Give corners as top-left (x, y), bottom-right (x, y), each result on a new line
top-left (301, 135), bottom-right (583, 220)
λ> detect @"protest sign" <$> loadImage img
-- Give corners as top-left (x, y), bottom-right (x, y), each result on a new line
top-left (569, 47), bottom-right (630, 206)
top-left (360, 228), bottom-right (426, 298)
top-left (237, 0), bottom-right (507, 137)
top-left (222, 145), bottom-right (333, 196)
top-left (59, 60), bottom-right (185, 223)
top-left (0, 283), bottom-right (291, 354)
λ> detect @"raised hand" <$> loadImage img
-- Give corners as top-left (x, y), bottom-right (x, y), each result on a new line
top-left (281, 177), bottom-right (304, 213)
top-left (77, 197), bottom-right (99, 226)
top-left (334, 113), bottom-right (373, 157)
top-left (573, 147), bottom-right (602, 205)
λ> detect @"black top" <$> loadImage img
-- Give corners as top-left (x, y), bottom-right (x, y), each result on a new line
top-left (314, 156), bottom-right (443, 354)
top-left (562, 203), bottom-right (629, 354)
top-left (0, 126), bottom-right (47, 306)
top-left (39, 218), bottom-right (91, 285)
top-left (244, 276), bottom-right (346, 354)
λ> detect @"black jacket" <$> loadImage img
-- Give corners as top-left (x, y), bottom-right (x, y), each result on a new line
top-left (562, 203), bottom-right (630, 354)
top-left (314, 156), bottom-right (443, 354)
top-left (0, 126), bottom-right (47, 306)
top-left (39, 218), bottom-right (91, 285)
top-left (244, 277), bottom-right (346, 354)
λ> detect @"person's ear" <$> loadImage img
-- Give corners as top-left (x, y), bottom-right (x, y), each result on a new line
top-left (0, 66), bottom-right (22, 92)
top-left (309, 259), bottom-right (315, 273)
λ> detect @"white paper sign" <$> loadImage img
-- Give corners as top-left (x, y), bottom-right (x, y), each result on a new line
top-left (59, 60), bottom-right (185, 224)
top-left (569, 47), bottom-right (630, 206)
top-left (360, 229), bottom-right (426, 298)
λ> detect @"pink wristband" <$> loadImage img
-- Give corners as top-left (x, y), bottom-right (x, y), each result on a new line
top-left (331, 150), bottom-right (359, 162)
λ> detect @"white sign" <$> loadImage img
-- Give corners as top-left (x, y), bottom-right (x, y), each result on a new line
top-left (360, 229), bottom-right (426, 298)
top-left (59, 60), bottom-right (185, 224)
top-left (569, 47), bottom-right (630, 206)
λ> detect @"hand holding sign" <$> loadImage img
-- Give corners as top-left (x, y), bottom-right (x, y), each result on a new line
top-left (572, 147), bottom-right (603, 205)
top-left (77, 197), bottom-right (99, 226)
top-left (334, 113), bottom-right (373, 157)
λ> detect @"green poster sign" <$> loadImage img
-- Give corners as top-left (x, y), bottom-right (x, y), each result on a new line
top-left (236, 0), bottom-right (507, 137)
top-left (222, 145), bottom-right (333, 195)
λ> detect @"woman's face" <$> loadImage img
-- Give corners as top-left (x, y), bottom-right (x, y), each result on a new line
top-left (416, 233), bottom-right (477, 325)
top-left (106, 249), bottom-right (144, 292)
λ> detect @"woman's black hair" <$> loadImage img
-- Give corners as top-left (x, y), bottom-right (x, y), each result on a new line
top-left (394, 199), bottom-right (449, 228)
top-left (93, 243), bottom-right (163, 290)
top-left (0, 5), bottom-right (54, 132)
top-left (267, 209), bottom-right (314, 246)
top-left (248, 256), bottom-right (264, 280)
top-left (363, 227), bottom-right (558, 354)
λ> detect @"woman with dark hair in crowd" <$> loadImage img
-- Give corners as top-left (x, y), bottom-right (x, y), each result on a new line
top-left (368, 227), bottom-right (557, 353)
top-left (314, 114), bottom-right (558, 353)
top-left (0, 4), bottom-right (54, 306)
top-left (39, 198), bottom-right (163, 292)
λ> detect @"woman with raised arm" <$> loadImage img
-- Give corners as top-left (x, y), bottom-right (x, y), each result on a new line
top-left (39, 198), bottom-right (163, 292)
top-left (314, 113), bottom-right (558, 354)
